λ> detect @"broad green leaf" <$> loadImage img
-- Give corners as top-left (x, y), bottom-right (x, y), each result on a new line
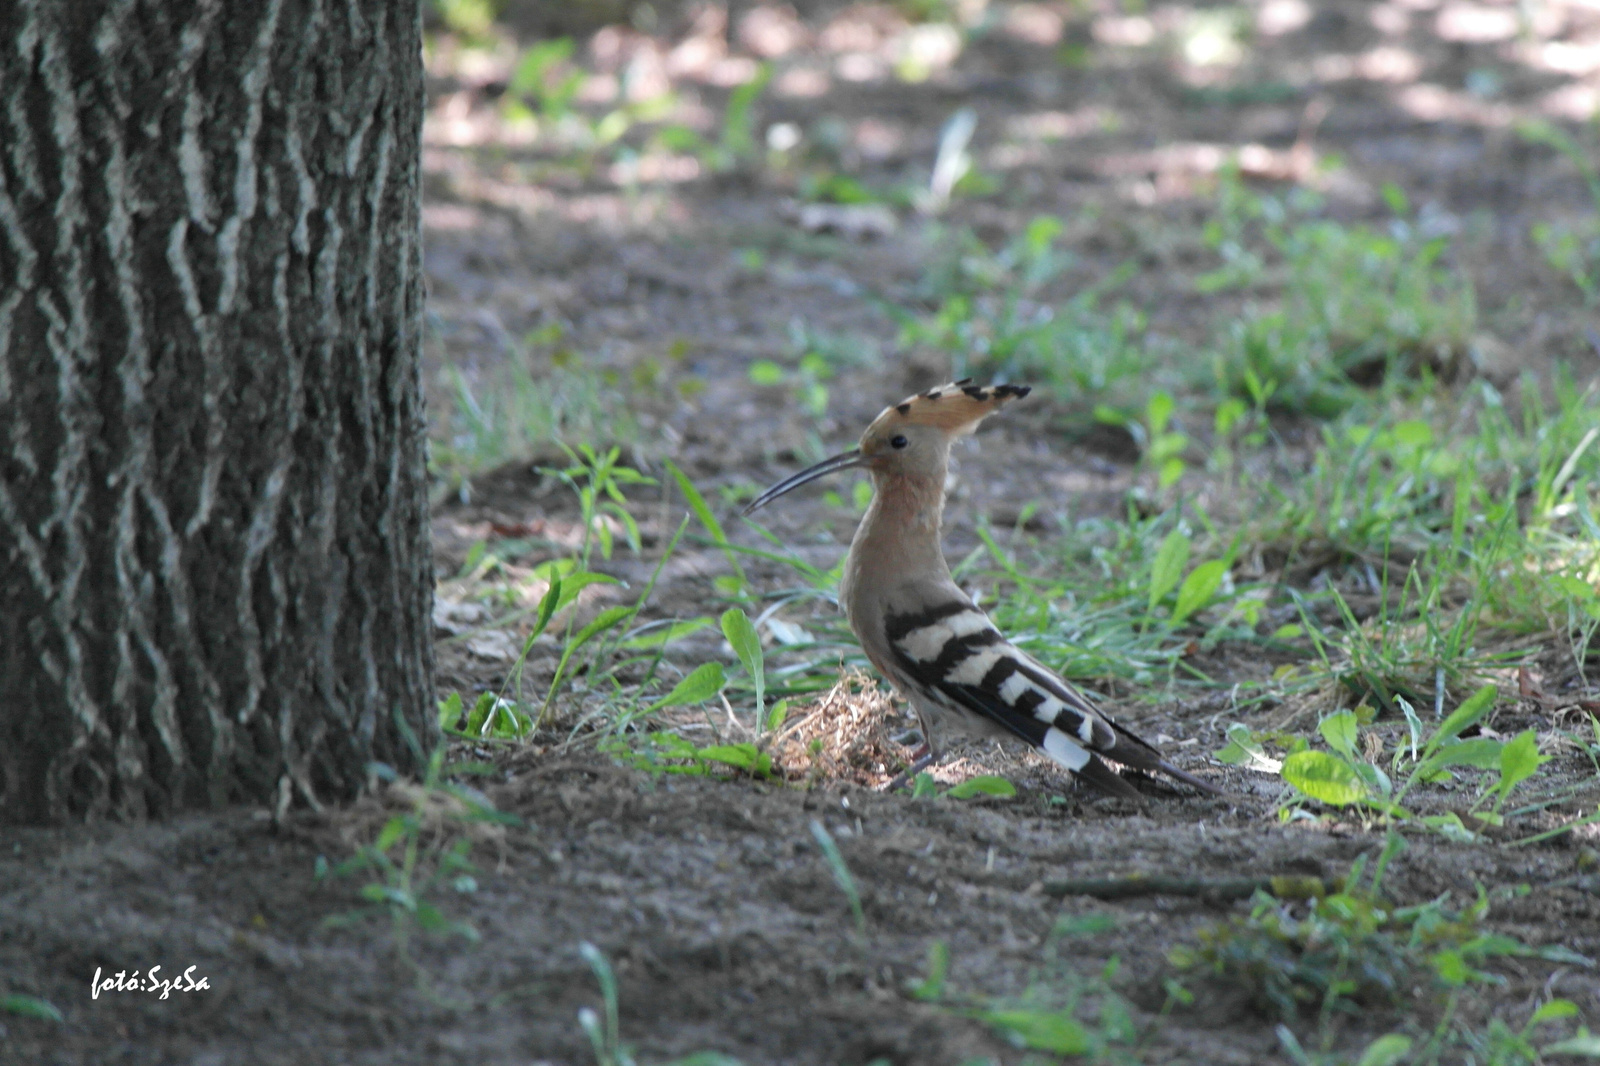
top-left (766, 698), bottom-right (789, 731)
top-left (1213, 724), bottom-right (1259, 765)
top-left (1430, 949), bottom-right (1471, 986)
top-left (910, 772), bottom-right (939, 798)
top-left (1148, 529), bottom-right (1190, 615)
top-left (749, 360), bottom-right (785, 385)
top-left (520, 573), bottom-right (564, 652)
top-left (1497, 729), bottom-right (1547, 799)
top-left (647, 662), bottom-right (726, 712)
top-left (984, 1009), bottom-right (1091, 1054)
top-left (437, 691), bottom-right (463, 730)
top-left (1319, 710), bottom-right (1360, 759)
top-left (1282, 751), bottom-right (1368, 806)
top-left (1391, 420), bottom-right (1432, 448)
top-left (601, 500), bottom-right (642, 555)
top-left (1542, 1033), bottom-right (1600, 1056)
top-left (483, 700), bottom-right (532, 739)
top-left (721, 608), bottom-right (766, 722)
top-left (1530, 999), bottom-right (1580, 1024)
top-left (1553, 575), bottom-right (1599, 601)
top-left (459, 539), bottom-right (488, 577)
top-left (375, 816), bottom-right (409, 853)
top-left (1532, 944), bottom-right (1595, 966)
top-left (1421, 812), bottom-right (1478, 843)
top-left (1171, 559), bottom-right (1226, 624)
top-left (1424, 684), bottom-right (1497, 760)
top-left (650, 732), bottom-right (700, 758)
top-left (1214, 397), bottom-right (1247, 435)
top-left (1419, 736), bottom-right (1505, 774)
top-left (1460, 933), bottom-right (1528, 958)
top-left (1054, 913), bottom-right (1118, 936)
top-left (618, 617), bottom-right (713, 650)
top-left (1146, 390), bottom-right (1175, 435)
top-left (465, 691), bottom-right (497, 734)
top-left (1149, 432), bottom-right (1188, 462)
top-left (1158, 456), bottom-right (1186, 488)
top-left (945, 776), bottom-right (1016, 799)
top-left (544, 570), bottom-right (621, 617)
top-left (508, 38), bottom-right (574, 96)
top-left (696, 744), bottom-right (770, 775)
top-left (570, 606), bottom-right (635, 652)
top-left (1356, 1034), bottom-right (1412, 1066)
top-left (1355, 760), bottom-right (1392, 800)
top-left (1214, 723), bottom-right (1282, 773)
top-left (1381, 181), bottom-right (1409, 215)
top-left (0, 994), bottom-right (62, 1022)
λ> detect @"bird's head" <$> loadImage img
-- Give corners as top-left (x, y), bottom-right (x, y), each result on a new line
top-left (742, 380), bottom-right (1031, 515)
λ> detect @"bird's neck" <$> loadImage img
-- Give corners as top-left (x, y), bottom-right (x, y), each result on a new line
top-left (842, 466), bottom-right (950, 613)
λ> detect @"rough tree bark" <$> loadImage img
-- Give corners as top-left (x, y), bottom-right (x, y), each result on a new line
top-left (0, 1), bottom-right (436, 823)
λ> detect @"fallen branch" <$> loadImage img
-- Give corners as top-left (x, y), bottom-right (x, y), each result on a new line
top-left (1043, 875), bottom-right (1327, 902)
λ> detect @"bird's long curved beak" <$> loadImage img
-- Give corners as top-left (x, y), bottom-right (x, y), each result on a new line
top-left (741, 449), bottom-right (865, 515)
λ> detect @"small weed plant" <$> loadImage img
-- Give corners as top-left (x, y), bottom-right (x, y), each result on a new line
top-left (911, 915), bottom-right (1187, 1063)
top-left (317, 748), bottom-right (517, 946)
top-left (1231, 682), bottom-right (1600, 843)
top-left (1174, 835), bottom-right (1596, 1062)
top-left (1214, 685), bottom-right (1582, 839)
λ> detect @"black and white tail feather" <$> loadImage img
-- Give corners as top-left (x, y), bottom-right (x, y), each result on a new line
top-left (884, 600), bottom-right (1220, 800)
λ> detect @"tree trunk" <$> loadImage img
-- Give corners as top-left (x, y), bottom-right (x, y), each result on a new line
top-left (0, 0), bottom-right (436, 823)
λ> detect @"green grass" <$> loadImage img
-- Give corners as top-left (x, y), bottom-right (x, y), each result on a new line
top-left (1172, 837), bottom-right (1596, 1061)
top-left (911, 916), bottom-right (1188, 1064)
top-left (422, 170), bottom-right (1598, 871)
top-left (438, 443), bottom-right (857, 771)
top-left (428, 330), bottom-right (639, 496)
top-left (1201, 176), bottom-right (1477, 418)
top-left (965, 510), bottom-right (1252, 691)
top-left (1521, 120), bottom-right (1600, 305)
top-left (316, 746), bottom-right (518, 956)
top-left (889, 175), bottom-right (1481, 435)
top-left (893, 216), bottom-right (1161, 414)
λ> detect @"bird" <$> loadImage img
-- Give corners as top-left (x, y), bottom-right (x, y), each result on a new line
top-left (742, 380), bottom-right (1220, 800)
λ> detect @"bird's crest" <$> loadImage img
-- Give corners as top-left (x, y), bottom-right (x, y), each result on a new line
top-left (866, 379), bottom-right (1031, 438)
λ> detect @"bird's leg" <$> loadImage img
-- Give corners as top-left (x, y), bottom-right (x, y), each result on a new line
top-left (882, 743), bottom-right (939, 793)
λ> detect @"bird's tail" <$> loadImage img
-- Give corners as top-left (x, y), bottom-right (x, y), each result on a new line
top-left (1154, 759), bottom-right (1225, 796)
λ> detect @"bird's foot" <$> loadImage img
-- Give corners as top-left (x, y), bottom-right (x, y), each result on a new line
top-left (882, 745), bottom-right (938, 793)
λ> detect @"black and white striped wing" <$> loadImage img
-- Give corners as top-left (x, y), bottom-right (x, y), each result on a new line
top-left (883, 601), bottom-right (1216, 798)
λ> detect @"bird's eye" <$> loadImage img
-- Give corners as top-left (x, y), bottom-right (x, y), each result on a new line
top-left (890, 435), bottom-right (908, 449)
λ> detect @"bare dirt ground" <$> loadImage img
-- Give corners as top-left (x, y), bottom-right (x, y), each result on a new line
top-left (8, 2), bottom-right (1600, 1064)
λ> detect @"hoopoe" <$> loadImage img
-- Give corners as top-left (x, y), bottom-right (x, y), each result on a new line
top-left (744, 381), bottom-right (1220, 800)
